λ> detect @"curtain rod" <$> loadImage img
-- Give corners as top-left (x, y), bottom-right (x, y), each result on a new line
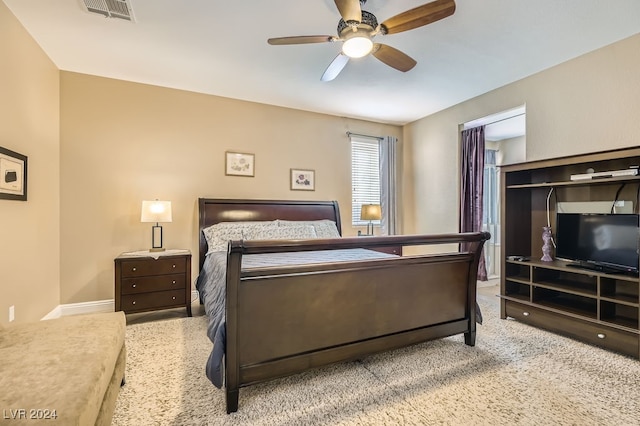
top-left (346, 131), bottom-right (383, 141)
top-left (484, 112), bottom-right (525, 126)
top-left (464, 112), bottom-right (526, 130)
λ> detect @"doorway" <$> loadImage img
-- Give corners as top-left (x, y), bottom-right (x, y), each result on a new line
top-left (463, 106), bottom-right (526, 280)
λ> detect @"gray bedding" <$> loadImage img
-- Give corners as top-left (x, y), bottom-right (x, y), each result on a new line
top-left (195, 248), bottom-right (397, 388)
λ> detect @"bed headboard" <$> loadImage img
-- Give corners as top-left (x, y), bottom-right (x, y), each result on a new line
top-left (198, 198), bottom-right (341, 270)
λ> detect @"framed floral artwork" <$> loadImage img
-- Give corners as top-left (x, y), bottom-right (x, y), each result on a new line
top-left (290, 168), bottom-right (315, 191)
top-left (225, 152), bottom-right (255, 177)
top-left (0, 146), bottom-right (27, 201)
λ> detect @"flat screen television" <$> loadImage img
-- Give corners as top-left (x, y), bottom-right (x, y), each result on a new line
top-left (555, 213), bottom-right (639, 275)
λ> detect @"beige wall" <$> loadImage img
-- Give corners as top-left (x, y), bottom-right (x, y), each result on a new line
top-left (404, 33), bottom-right (640, 236)
top-left (0, 2), bottom-right (60, 325)
top-left (495, 136), bottom-right (526, 166)
top-left (59, 73), bottom-right (402, 304)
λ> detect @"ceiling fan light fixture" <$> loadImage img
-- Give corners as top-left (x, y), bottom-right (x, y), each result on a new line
top-left (342, 36), bottom-right (373, 58)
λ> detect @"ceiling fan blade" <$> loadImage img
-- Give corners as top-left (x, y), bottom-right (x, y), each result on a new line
top-left (334, 0), bottom-right (361, 23)
top-left (381, 0), bottom-right (456, 35)
top-left (321, 53), bottom-right (350, 81)
top-left (372, 44), bottom-right (417, 72)
top-left (268, 35), bottom-right (335, 45)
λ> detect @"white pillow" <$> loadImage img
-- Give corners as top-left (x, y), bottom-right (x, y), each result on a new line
top-left (311, 220), bottom-right (341, 238)
top-left (244, 225), bottom-right (317, 241)
top-left (278, 219), bottom-right (341, 239)
top-left (203, 221), bottom-right (278, 253)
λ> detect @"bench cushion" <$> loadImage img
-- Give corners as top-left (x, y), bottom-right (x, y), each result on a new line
top-left (0, 312), bottom-right (125, 425)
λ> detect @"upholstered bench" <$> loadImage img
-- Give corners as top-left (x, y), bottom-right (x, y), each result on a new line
top-left (0, 312), bottom-right (126, 425)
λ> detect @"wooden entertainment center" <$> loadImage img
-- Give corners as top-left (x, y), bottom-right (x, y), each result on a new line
top-left (500, 147), bottom-right (640, 358)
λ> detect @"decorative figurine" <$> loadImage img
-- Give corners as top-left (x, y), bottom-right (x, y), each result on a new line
top-left (541, 226), bottom-right (553, 262)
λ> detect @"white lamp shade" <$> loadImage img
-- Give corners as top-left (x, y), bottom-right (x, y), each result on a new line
top-left (141, 200), bottom-right (172, 223)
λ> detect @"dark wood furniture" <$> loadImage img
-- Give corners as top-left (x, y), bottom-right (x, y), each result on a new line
top-left (358, 236), bottom-right (403, 255)
top-left (500, 147), bottom-right (640, 358)
top-left (115, 251), bottom-right (192, 316)
top-left (198, 198), bottom-right (489, 413)
top-left (369, 244), bottom-right (402, 255)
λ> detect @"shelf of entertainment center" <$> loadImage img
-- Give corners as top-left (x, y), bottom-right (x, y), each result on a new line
top-left (534, 293), bottom-right (598, 319)
top-left (507, 259), bottom-right (637, 283)
top-left (502, 293), bottom-right (638, 333)
top-left (602, 275), bottom-right (639, 303)
top-left (503, 259), bottom-right (639, 331)
top-left (506, 174), bottom-right (640, 189)
top-left (601, 305), bottom-right (639, 330)
top-left (533, 279), bottom-right (596, 298)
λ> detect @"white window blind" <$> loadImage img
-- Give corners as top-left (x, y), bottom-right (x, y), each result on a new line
top-left (351, 136), bottom-right (381, 226)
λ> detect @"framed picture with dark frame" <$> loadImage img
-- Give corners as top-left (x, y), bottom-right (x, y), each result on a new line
top-left (225, 151), bottom-right (255, 177)
top-left (0, 146), bottom-right (27, 201)
top-left (290, 168), bottom-right (315, 191)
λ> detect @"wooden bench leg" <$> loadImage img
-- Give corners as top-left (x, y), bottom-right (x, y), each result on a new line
top-left (226, 388), bottom-right (239, 414)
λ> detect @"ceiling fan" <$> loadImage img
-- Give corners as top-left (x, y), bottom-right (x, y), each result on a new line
top-left (267, 0), bottom-right (456, 81)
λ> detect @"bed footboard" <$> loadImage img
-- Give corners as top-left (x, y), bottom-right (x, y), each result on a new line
top-left (223, 232), bottom-right (489, 413)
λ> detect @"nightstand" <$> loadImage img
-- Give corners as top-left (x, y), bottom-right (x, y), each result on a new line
top-left (369, 245), bottom-right (403, 256)
top-left (114, 250), bottom-right (192, 316)
top-left (357, 234), bottom-right (403, 256)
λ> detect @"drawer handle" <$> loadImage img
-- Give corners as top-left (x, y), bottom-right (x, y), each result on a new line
top-left (132, 267), bottom-right (137, 272)
top-left (523, 311), bottom-right (530, 316)
top-left (172, 264), bottom-right (176, 268)
top-left (597, 333), bottom-right (606, 339)
top-left (132, 284), bottom-right (136, 289)
top-left (172, 280), bottom-right (176, 284)
top-left (172, 296), bottom-right (176, 300)
top-left (132, 301), bottom-right (136, 305)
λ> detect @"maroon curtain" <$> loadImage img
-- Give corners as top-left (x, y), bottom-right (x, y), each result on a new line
top-left (460, 126), bottom-right (488, 281)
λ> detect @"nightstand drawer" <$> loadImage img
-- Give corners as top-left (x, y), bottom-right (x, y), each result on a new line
top-left (120, 257), bottom-right (187, 278)
top-left (120, 274), bottom-right (185, 295)
top-left (121, 289), bottom-right (186, 312)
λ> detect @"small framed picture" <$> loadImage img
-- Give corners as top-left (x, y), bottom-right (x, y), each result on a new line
top-left (290, 168), bottom-right (315, 191)
top-left (225, 151), bottom-right (255, 177)
top-left (0, 146), bottom-right (27, 201)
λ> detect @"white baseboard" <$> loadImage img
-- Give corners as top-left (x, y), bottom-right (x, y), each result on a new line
top-left (42, 300), bottom-right (114, 320)
top-left (41, 290), bottom-right (200, 320)
top-left (41, 305), bottom-right (63, 320)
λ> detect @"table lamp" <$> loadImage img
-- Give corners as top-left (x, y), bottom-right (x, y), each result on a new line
top-left (141, 200), bottom-right (172, 251)
top-left (360, 204), bottom-right (381, 236)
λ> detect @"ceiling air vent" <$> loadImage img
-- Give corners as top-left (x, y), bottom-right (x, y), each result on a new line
top-left (82, 0), bottom-right (135, 22)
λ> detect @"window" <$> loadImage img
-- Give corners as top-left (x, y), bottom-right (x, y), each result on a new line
top-left (351, 136), bottom-right (380, 226)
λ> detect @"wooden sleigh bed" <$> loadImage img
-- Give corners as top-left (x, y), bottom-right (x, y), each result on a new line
top-left (196, 198), bottom-right (490, 413)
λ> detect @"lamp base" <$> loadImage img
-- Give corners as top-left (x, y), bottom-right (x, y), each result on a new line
top-left (150, 224), bottom-right (165, 252)
top-left (366, 221), bottom-right (374, 236)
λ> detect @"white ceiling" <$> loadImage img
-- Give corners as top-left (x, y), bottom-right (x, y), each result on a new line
top-left (5, 0), bottom-right (640, 126)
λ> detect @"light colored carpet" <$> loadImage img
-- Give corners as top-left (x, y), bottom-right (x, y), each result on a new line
top-left (112, 291), bottom-right (640, 425)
